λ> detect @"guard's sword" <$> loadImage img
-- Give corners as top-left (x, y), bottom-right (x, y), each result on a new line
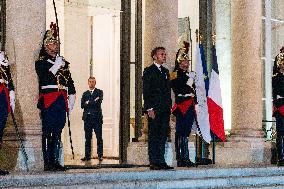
top-left (10, 108), bottom-right (29, 171)
top-left (67, 112), bottom-right (75, 159)
top-left (53, 0), bottom-right (75, 159)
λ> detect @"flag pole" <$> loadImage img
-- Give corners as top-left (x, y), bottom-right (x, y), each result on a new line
top-left (212, 34), bottom-right (216, 164)
top-left (194, 29), bottom-right (207, 164)
top-left (188, 17), bottom-right (193, 71)
top-left (212, 134), bottom-right (215, 164)
top-left (194, 29), bottom-right (198, 164)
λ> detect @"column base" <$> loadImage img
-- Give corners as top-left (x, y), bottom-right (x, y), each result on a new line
top-left (127, 142), bottom-right (173, 166)
top-left (215, 130), bottom-right (273, 166)
top-left (0, 128), bottom-right (43, 172)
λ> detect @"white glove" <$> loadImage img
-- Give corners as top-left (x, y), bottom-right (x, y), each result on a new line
top-left (186, 71), bottom-right (196, 79)
top-left (186, 77), bottom-right (194, 87)
top-left (0, 51), bottom-right (9, 66)
top-left (49, 55), bottom-right (65, 75)
top-left (68, 94), bottom-right (76, 113)
top-left (186, 71), bottom-right (196, 87)
top-left (9, 90), bottom-right (15, 112)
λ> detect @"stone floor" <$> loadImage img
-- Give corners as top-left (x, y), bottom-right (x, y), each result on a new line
top-left (1, 165), bottom-right (284, 189)
top-left (3, 163), bottom-right (277, 175)
top-left (65, 157), bottom-right (120, 166)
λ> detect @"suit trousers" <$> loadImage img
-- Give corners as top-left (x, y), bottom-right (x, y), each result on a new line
top-left (84, 115), bottom-right (103, 158)
top-left (148, 111), bottom-right (170, 165)
top-left (0, 90), bottom-right (8, 142)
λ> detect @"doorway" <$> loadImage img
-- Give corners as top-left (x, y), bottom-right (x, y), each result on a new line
top-left (46, 0), bottom-right (121, 166)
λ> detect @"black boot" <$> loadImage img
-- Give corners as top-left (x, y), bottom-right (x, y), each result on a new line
top-left (177, 137), bottom-right (188, 167)
top-left (0, 169), bottom-right (9, 175)
top-left (52, 134), bottom-right (66, 171)
top-left (181, 137), bottom-right (195, 167)
top-left (42, 134), bottom-right (53, 171)
top-left (175, 135), bottom-right (181, 164)
top-left (176, 135), bottom-right (185, 167)
top-left (277, 135), bottom-right (284, 166)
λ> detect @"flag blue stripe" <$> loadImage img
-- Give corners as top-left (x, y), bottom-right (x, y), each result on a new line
top-left (212, 45), bottom-right (219, 75)
top-left (199, 44), bottom-right (209, 96)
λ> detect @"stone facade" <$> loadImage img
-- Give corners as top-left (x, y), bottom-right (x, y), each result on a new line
top-left (1, 0), bottom-right (46, 171)
top-left (0, 0), bottom-right (277, 172)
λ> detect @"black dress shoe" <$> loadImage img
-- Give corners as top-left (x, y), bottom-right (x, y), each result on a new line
top-left (0, 169), bottom-right (9, 175)
top-left (160, 163), bottom-right (174, 170)
top-left (177, 160), bottom-right (186, 167)
top-left (149, 164), bottom-right (162, 170)
top-left (98, 157), bottom-right (103, 161)
top-left (184, 160), bottom-right (196, 167)
top-left (196, 158), bottom-right (212, 165)
top-left (162, 165), bottom-right (174, 170)
top-left (278, 159), bottom-right (284, 166)
top-left (52, 162), bottom-right (66, 171)
top-left (81, 157), bottom-right (91, 161)
top-left (44, 164), bottom-right (53, 171)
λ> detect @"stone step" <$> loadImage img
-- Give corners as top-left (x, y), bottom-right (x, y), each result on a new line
top-left (1, 166), bottom-right (284, 188)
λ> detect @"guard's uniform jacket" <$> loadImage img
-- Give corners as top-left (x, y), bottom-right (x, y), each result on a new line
top-left (171, 69), bottom-right (197, 117)
top-left (273, 72), bottom-right (284, 117)
top-left (171, 68), bottom-right (197, 166)
top-left (0, 62), bottom-right (14, 141)
top-left (35, 55), bottom-right (75, 111)
top-left (0, 52), bottom-right (15, 175)
top-left (0, 63), bottom-right (14, 113)
top-left (35, 54), bottom-right (76, 171)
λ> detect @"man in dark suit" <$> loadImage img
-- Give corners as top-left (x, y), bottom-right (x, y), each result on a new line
top-left (81, 77), bottom-right (103, 162)
top-left (143, 47), bottom-right (173, 170)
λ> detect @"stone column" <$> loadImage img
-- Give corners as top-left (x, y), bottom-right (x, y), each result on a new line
top-left (1, 0), bottom-right (46, 171)
top-left (215, 0), bottom-right (232, 132)
top-left (127, 0), bottom-right (178, 165)
top-left (216, 0), bottom-right (272, 165)
top-left (144, 0), bottom-right (178, 69)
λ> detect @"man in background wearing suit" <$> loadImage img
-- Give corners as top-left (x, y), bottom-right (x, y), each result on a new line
top-left (142, 47), bottom-right (173, 170)
top-left (81, 77), bottom-right (103, 162)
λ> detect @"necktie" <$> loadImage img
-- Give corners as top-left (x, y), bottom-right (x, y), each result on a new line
top-left (160, 66), bottom-right (167, 79)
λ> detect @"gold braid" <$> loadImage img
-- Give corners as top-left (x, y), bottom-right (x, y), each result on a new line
top-left (0, 66), bottom-right (8, 82)
top-left (56, 64), bottom-right (71, 90)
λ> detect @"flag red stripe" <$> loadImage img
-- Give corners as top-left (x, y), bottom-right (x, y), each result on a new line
top-left (207, 97), bottom-right (225, 141)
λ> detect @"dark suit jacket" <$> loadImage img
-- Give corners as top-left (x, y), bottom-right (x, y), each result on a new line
top-left (142, 64), bottom-right (172, 113)
top-left (81, 88), bottom-right (103, 122)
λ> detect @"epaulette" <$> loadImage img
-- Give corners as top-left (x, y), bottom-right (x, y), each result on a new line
top-left (170, 71), bottom-right (177, 80)
top-left (37, 56), bottom-right (45, 61)
top-left (273, 73), bottom-right (278, 78)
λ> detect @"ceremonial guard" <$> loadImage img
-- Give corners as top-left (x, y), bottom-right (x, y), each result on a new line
top-left (0, 51), bottom-right (15, 175)
top-left (272, 47), bottom-right (284, 166)
top-left (171, 42), bottom-right (196, 167)
top-left (35, 23), bottom-right (76, 171)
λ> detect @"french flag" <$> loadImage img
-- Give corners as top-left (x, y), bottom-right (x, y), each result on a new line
top-left (207, 45), bottom-right (225, 141)
top-left (194, 43), bottom-right (211, 143)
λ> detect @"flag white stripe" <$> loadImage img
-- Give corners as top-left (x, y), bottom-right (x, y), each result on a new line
top-left (194, 45), bottom-right (211, 143)
top-left (208, 70), bottom-right (222, 107)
